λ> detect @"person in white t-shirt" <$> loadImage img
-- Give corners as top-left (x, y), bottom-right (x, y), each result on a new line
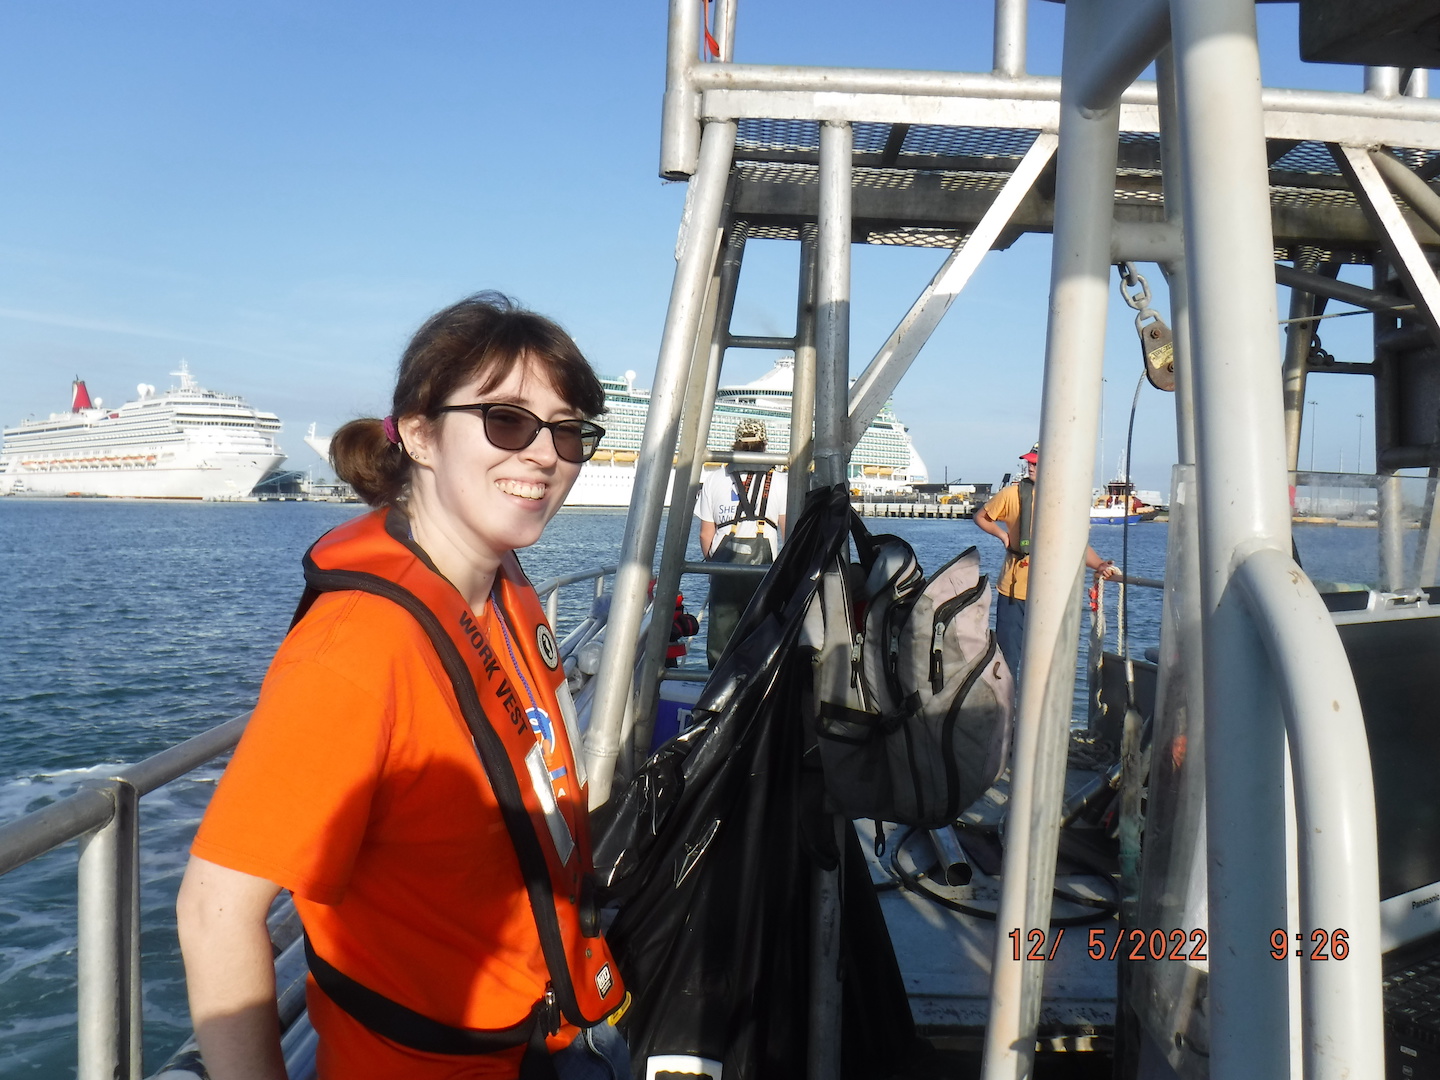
top-left (694, 418), bottom-right (788, 664)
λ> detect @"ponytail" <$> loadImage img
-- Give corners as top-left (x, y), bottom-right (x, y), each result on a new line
top-left (331, 417), bottom-right (410, 507)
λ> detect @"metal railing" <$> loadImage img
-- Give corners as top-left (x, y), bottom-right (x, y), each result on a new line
top-left (0, 562), bottom-right (620, 1080)
top-left (1231, 549), bottom-right (1383, 1080)
top-left (0, 714), bottom-right (250, 1080)
top-left (534, 564), bottom-right (616, 627)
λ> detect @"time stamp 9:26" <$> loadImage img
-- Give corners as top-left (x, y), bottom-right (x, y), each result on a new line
top-left (1007, 928), bottom-right (1351, 962)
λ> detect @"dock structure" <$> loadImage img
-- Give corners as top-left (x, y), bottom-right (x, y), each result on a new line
top-left (581, 4), bottom-right (1439, 1080)
top-left (854, 500), bottom-right (973, 520)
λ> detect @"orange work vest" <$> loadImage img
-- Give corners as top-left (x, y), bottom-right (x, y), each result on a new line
top-left (295, 508), bottom-right (623, 1075)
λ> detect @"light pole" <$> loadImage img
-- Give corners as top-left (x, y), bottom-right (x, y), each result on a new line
top-left (1307, 399), bottom-right (1319, 473)
top-left (1355, 413), bottom-right (1365, 474)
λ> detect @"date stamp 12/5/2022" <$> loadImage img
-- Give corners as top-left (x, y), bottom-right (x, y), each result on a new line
top-left (1008, 928), bottom-right (1207, 962)
top-left (1008, 927), bottom-right (1351, 962)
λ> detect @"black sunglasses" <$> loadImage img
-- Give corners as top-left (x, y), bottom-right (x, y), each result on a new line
top-left (434, 401), bottom-right (606, 463)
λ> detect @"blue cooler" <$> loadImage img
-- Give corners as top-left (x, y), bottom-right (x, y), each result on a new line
top-left (651, 680), bottom-right (705, 752)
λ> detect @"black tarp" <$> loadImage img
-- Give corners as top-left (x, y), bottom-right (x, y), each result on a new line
top-left (592, 485), bottom-right (922, 1080)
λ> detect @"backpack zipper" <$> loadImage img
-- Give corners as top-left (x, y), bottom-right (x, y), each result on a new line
top-left (850, 631), bottom-right (864, 688)
top-left (930, 619), bottom-right (947, 693)
top-left (929, 575), bottom-right (988, 694)
top-left (932, 574), bottom-right (988, 624)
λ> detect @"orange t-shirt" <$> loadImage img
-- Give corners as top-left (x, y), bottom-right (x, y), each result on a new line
top-left (982, 483), bottom-right (1029, 600)
top-left (192, 589), bottom-right (580, 1079)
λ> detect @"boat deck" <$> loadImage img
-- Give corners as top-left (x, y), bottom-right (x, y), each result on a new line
top-left (859, 749), bottom-right (1123, 1057)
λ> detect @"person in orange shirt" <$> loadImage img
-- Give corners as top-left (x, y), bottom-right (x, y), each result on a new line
top-left (177, 293), bottom-right (628, 1080)
top-left (974, 442), bottom-right (1117, 677)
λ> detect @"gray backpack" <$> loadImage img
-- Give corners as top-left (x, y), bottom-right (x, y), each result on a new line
top-left (801, 519), bottom-right (1014, 827)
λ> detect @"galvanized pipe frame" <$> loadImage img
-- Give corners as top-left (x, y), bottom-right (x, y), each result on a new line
top-left (814, 121), bottom-right (853, 491)
top-left (726, 333), bottom-right (795, 351)
top-left (1131, 49), bottom-right (1212, 1066)
top-left (584, 118), bottom-right (738, 808)
top-left (630, 220), bottom-right (749, 762)
top-left (992, 0), bottom-right (1028, 79)
top-left (661, 0), bottom-right (1440, 174)
top-left (660, 0), bottom-right (703, 178)
top-left (691, 63), bottom-right (1440, 126)
top-left (0, 714), bottom-right (249, 1080)
top-left (77, 778), bottom-right (141, 1080)
top-left (1369, 148), bottom-right (1440, 240)
top-left (807, 118), bottom-right (852, 1080)
top-left (1230, 548), bottom-right (1384, 1080)
top-left (1275, 263), bottom-right (1415, 315)
top-left (1167, 0), bottom-right (1383, 1076)
top-left (534, 566), bottom-right (616, 629)
top-left (705, 448), bottom-right (788, 468)
top-left (1371, 265), bottom-right (1413, 587)
top-left (980, 2), bottom-right (1127, 1075)
top-left (0, 714), bottom-right (250, 875)
top-left (1069, 0), bottom-right (1171, 117)
top-left (1335, 145), bottom-right (1440, 348)
top-left (704, 85), bottom-right (1440, 154)
top-left (1282, 285), bottom-right (1326, 473)
top-left (843, 131), bottom-right (1060, 452)
top-left (787, 229), bottom-right (820, 527)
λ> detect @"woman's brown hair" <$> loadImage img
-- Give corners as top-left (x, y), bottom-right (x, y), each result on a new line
top-left (331, 292), bottom-right (605, 507)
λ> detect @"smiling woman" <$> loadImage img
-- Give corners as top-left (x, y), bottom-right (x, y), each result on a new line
top-left (175, 293), bottom-right (629, 1080)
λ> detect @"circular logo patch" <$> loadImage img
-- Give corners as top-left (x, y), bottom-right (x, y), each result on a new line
top-left (535, 624), bottom-right (559, 669)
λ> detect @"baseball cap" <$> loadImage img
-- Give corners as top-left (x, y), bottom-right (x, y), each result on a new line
top-left (734, 418), bottom-right (768, 444)
top-left (1020, 442), bottom-right (1039, 463)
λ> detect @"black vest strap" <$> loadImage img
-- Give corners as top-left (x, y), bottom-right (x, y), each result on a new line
top-left (304, 936), bottom-right (560, 1077)
top-left (294, 510), bottom-right (608, 1063)
top-left (1011, 478), bottom-right (1035, 558)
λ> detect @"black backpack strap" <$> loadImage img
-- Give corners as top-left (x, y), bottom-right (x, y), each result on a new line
top-left (848, 508), bottom-right (881, 571)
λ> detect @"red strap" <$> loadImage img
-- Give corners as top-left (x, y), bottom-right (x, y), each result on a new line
top-left (702, 0), bottom-right (720, 59)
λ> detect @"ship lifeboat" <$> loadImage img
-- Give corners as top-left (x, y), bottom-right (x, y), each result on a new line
top-left (613, 450), bottom-right (639, 463)
top-left (590, 448), bottom-right (614, 463)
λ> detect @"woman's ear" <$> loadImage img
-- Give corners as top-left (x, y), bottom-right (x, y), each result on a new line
top-left (398, 414), bottom-right (434, 466)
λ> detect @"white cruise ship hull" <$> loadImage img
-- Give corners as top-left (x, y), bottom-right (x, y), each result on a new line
top-left (564, 460), bottom-right (681, 508)
top-left (0, 445), bottom-right (285, 500)
top-left (2, 368), bottom-right (286, 500)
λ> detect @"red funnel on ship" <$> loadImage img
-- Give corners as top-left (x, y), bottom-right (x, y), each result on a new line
top-left (71, 378), bottom-right (92, 411)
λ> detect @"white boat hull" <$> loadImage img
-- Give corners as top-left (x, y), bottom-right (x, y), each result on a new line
top-left (1089, 508), bottom-right (1154, 525)
top-left (564, 460), bottom-right (677, 508)
top-left (0, 446), bottom-right (284, 500)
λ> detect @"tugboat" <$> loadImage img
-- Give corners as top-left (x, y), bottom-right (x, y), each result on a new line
top-left (1090, 480), bottom-right (1160, 524)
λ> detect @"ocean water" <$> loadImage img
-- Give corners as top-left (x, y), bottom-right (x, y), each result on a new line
top-left (0, 499), bottom-right (1385, 1075)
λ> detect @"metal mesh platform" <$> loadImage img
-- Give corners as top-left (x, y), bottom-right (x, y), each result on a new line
top-left (732, 117), bottom-right (1440, 263)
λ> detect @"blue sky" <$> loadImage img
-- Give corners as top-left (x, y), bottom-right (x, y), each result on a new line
top-left (0, 2), bottom-right (1389, 495)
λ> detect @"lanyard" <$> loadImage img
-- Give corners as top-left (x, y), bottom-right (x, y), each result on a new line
top-left (491, 591), bottom-right (577, 866)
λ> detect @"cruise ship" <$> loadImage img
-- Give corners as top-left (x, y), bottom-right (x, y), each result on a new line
top-left (0, 364), bottom-right (286, 500)
top-left (306, 357), bottom-right (928, 508)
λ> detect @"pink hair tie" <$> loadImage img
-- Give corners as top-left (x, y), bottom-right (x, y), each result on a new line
top-left (381, 415), bottom-right (401, 445)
